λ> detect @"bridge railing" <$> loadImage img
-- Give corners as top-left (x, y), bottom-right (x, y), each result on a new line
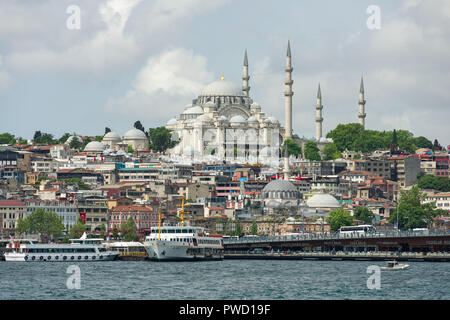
top-left (222, 229), bottom-right (450, 244)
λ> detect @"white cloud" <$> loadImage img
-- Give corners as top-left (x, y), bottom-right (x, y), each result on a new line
top-left (106, 48), bottom-right (214, 123)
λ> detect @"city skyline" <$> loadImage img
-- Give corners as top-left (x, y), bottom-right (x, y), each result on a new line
top-left (0, 0), bottom-right (448, 147)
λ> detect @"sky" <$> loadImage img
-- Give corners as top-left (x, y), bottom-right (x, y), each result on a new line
top-left (0, 0), bottom-right (449, 147)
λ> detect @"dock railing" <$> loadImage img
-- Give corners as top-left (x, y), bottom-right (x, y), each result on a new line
top-left (223, 229), bottom-right (450, 244)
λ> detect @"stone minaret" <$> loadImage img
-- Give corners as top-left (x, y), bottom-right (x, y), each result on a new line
top-left (315, 83), bottom-right (323, 140)
top-left (283, 142), bottom-right (290, 181)
top-left (358, 76), bottom-right (366, 129)
top-left (242, 49), bottom-right (250, 97)
top-left (284, 40), bottom-right (294, 140)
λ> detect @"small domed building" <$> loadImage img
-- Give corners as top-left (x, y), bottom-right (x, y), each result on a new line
top-left (83, 141), bottom-right (106, 153)
top-left (261, 179), bottom-right (301, 215)
top-left (306, 193), bottom-right (341, 214)
top-left (122, 128), bottom-right (148, 151)
top-left (102, 131), bottom-right (122, 148)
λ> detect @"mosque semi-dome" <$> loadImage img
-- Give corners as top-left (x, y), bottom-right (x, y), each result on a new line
top-left (199, 79), bottom-right (244, 97)
top-left (183, 106), bottom-right (204, 115)
top-left (306, 193), bottom-right (341, 208)
top-left (230, 115), bottom-right (247, 123)
top-left (166, 118), bottom-right (177, 126)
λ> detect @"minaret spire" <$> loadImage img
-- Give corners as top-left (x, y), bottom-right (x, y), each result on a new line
top-left (316, 83), bottom-right (323, 140)
top-left (283, 141), bottom-right (290, 181)
top-left (284, 40), bottom-right (293, 140)
top-left (242, 49), bottom-right (250, 97)
top-left (358, 76), bottom-right (366, 129)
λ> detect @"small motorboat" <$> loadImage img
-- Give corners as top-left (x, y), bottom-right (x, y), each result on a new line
top-left (381, 260), bottom-right (410, 270)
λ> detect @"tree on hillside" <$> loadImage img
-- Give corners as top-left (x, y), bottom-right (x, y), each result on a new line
top-left (413, 136), bottom-right (433, 149)
top-left (134, 121), bottom-right (147, 136)
top-left (326, 209), bottom-right (354, 232)
top-left (418, 175), bottom-right (450, 192)
top-left (353, 207), bottom-right (375, 224)
top-left (16, 208), bottom-right (65, 242)
top-left (282, 138), bottom-right (302, 157)
top-left (389, 186), bottom-right (441, 230)
top-left (326, 123), bottom-right (365, 152)
top-left (58, 133), bottom-right (71, 144)
top-left (148, 127), bottom-right (178, 152)
top-left (33, 131), bottom-right (56, 144)
top-left (322, 142), bottom-right (342, 160)
top-left (0, 133), bottom-right (16, 145)
top-left (69, 136), bottom-right (83, 150)
top-left (304, 140), bottom-right (321, 161)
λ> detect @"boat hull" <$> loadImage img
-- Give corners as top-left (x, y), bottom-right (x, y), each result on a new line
top-left (4, 252), bottom-right (119, 262)
top-left (144, 243), bottom-right (223, 262)
top-left (381, 265), bottom-right (410, 270)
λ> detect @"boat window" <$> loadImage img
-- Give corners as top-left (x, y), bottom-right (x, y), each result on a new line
top-left (189, 229), bottom-right (193, 233)
top-left (182, 229), bottom-right (188, 233)
top-left (176, 229), bottom-right (181, 233)
top-left (168, 229), bottom-right (175, 233)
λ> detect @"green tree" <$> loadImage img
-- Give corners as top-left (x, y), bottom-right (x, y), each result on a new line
top-left (105, 127), bottom-right (111, 135)
top-left (134, 121), bottom-right (147, 136)
top-left (69, 135), bottom-right (83, 150)
top-left (250, 221), bottom-right (258, 235)
top-left (389, 186), bottom-right (440, 230)
top-left (418, 175), bottom-right (450, 192)
top-left (326, 123), bottom-right (365, 152)
top-left (282, 138), bottom-right (302, 157)
top-left (322, 142), bottom-right (342, 160)
top-left (69, 218), bottom-right (87, 239)
top-left (148, 127), bottom-right (178, 152)
top-left (304, 140), bottom-right (321, 161)
top-left (0, 132), bottom-right (16, 145)
top-left (121, 217), bottom-right (137, 241)
top-left (326, 209), bottom-right (354, 232)
top-left (353, 207), bottom-right (375, 224)
top-left (412, 136), bottom-right (433, 149)
top-left (16, 208), bottom-right (65, 242)
top-left (58, 133), bottom-right (71, 144)
top-left (127, 145), bottom-right (134, 153)
top-left (33, 131), bottom-right (57, 144)
top-left (233, 220), bottom-right (243, 237)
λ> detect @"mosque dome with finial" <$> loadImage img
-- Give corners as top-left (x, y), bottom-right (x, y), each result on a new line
top-left (199, 76), bottom-right (244, 97)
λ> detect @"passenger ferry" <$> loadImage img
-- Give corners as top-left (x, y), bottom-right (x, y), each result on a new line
top-left (143, 225), bottom-right (224, 261)
top-left (143, 198), bottom-right (224, 261)
top-left (4, 234), bottom-right (119, 262)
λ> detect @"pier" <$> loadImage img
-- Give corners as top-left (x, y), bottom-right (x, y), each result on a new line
top-left (223, 230), bottom-right (450, 260)
top-left (225, 251), bottom-right (450, 262)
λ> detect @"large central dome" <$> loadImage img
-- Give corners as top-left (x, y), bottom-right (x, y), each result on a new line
top-left (199, 79), bottom-right (244, 97)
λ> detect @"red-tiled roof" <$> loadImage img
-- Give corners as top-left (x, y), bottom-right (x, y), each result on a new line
top-left (111, 205), bottom-right (154, 213)
top-left (0, 200), bottom-right (26, 207)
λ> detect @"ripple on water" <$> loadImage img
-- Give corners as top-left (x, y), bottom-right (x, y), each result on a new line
top-left (0, 260), bottom-right (449, 300)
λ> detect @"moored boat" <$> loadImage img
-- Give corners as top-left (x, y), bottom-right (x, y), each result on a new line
top-left (4, 235), bottom-right (119, 262)
top-left (107, 241), bottom-right (148, 261)
top-left (143, 198), bottom-right (223, 261)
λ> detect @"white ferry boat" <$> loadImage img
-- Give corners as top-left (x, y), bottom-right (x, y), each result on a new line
top-left (4, 235), bottom-right (119, 262)
top-left (144, 225), bottom-right (224, 261)
top-left (143, 197), bottom-right (224, 261)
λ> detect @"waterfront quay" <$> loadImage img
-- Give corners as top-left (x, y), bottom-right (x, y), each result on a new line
top-left (223, 230), bottom-right (450, 261)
